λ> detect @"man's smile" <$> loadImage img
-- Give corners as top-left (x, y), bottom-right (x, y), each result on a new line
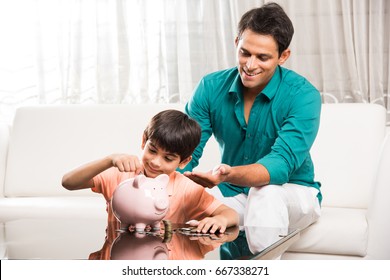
top-left (243, 68), bottom-right (262, 77)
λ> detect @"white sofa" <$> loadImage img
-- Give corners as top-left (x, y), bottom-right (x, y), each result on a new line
top-left (0, 103), bottom-right (389, 259)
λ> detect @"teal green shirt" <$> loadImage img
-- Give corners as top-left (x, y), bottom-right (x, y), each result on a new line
top-left (181, 66), bottom-right (322, 202)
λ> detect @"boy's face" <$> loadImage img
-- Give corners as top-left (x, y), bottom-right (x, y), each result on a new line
top-left (141, 139), bottom-right (191, 178)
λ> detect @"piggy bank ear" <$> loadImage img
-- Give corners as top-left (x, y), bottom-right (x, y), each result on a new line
top-left (156, 174), bottom-right (169, 186)
top-left (133, 174), bottom-right (147, 188)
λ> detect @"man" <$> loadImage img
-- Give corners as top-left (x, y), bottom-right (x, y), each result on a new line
top-left (182, 2), bottom-right (322, 229)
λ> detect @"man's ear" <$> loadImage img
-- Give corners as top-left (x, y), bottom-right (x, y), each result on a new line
top-left (278, 48), bottom-right (291, 65)
top-left (234, 36), bottom-right (240, 47)
top-left (178, 156), bottom-right (192, 169)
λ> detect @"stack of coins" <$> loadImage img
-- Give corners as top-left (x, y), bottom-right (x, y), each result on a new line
top-left (162, 220), bottom-right (172, 243)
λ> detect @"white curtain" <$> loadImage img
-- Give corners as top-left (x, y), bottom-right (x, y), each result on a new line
top-left (0, 0), bottom-right (389, 125)
top-left (283, 0), bottom-right (389, 108)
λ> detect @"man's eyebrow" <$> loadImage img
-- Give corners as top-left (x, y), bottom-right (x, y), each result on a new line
top-left (240, 46), bottom-right (250, 53)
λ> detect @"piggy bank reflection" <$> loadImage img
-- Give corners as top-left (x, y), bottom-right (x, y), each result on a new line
top-left (110, 232), bottom-right (169, 260)
top-left (111, 174), bottom-right (170, 231)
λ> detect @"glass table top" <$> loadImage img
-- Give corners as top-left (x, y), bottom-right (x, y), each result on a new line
top-left (0, 218), bottom-right (299, 260)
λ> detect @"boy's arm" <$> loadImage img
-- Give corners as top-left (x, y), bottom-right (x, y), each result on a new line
top-left (210, 204), bottom-right (239, 230)
top-left (193, 204), bottom-right (239, 234)
top-left (62, 154), bottom-right (143, 190)
top-left (62, 156), bottom-right (113, 190)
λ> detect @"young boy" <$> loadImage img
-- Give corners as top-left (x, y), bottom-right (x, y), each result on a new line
top-left (62, 109), bottom-right (238, 234)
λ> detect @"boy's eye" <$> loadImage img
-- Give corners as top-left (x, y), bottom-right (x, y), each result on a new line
top-left (165, 157), bottom-right (174, 162)
top-left (148, 148), bottom-right (157, 154)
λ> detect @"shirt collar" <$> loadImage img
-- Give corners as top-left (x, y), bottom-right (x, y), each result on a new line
top-left (228, 71), bottom-right (242, 96)
top-left (262, 66), bottom-right (282, 100)
top-left (228, 66), bottom-right (282, 100)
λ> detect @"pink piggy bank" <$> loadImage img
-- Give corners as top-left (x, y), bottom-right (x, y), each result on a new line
top-left (111, 174), bottom-right (170, 232)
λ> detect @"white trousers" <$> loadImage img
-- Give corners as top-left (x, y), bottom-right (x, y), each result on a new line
top-left (207, 183), bottom-right (321, 229)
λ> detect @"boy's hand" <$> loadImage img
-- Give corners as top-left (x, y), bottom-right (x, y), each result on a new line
top-left (184, 164), bottom-right (231, 188)
top-left (110, 154), bottom-right (144, 174)
top-left (187, 216), bottom-right (228, 234)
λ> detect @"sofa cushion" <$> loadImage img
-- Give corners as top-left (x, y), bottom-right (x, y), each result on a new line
top-left (311, 104), bottom-right (386, 208)
top-left (4, 104), bottom-right (183, 197)
top-left (287, 207), bottom-right (368, 256)
top-left (0, 196), bottom-right (107, 221)
top-left (0, 122), bottom-right (9, 197)
top-left (366, 133), bottom-right (390, 259)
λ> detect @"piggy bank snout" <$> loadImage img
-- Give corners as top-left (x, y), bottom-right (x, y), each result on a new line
top-left (155, 197), bottom-right (169, 210)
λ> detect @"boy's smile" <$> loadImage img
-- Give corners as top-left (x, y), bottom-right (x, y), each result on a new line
top-left (141, 140), bottom-right (182, 178)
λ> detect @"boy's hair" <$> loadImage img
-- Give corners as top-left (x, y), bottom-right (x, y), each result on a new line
top-left (143, 110), bottom-right (201, 161)
top-left (237, 2), bottom-right (294, 57)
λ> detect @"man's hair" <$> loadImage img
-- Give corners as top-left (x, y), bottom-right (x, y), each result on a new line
top-left (143, 110), bottom-right (201, 161)
top-left (237, 2), bottom-right (294, 57)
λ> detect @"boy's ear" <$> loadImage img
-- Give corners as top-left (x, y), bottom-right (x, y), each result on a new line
top-left (141, 134), bottom-right (147, 149)
top-left (178, 156), bottom-right (192, 169)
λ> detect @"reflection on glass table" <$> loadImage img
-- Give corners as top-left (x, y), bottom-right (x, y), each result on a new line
top-left (0, 218), bottom-right (299, 260)
top-left (221, 226), bottom-right (299, 260)
top-left (89, 221), bottom-right (240, 260)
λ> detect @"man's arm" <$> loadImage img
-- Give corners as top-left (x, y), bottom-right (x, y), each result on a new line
top-left (179, 78), bottom-right (213, 172)
top-left (184, 163), bottom-right (270, 189)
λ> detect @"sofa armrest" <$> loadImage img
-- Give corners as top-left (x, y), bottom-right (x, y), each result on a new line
top-left (0, 122), bottom-right (9, 198)
top-left (367, 132), bottom-right (390, 259)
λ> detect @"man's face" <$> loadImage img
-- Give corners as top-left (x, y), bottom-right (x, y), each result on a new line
top-left (235, 29), bottom-right (290, 94)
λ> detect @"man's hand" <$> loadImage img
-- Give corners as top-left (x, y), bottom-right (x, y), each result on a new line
top-left (184, 164), bottom-right (231, 188)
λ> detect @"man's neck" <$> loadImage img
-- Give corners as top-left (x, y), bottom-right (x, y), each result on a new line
top-left (243, 89), bottom-right (260, 124)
